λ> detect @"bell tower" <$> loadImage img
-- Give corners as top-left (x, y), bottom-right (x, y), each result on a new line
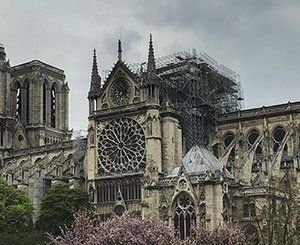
top-left (0, 43), bottom-right (14, 149)
top-left (6, 59), bottom-right (71, 149)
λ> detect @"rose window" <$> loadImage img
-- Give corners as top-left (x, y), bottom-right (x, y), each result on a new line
top-left (110, 79), bottom-right (131, 106)
top-left (98, 118), bottom-right (146, 174)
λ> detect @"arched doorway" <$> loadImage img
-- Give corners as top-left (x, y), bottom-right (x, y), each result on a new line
top-left (173, 192), bottom-right (196, 239)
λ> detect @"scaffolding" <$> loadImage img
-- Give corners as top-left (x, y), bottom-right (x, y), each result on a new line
top-left (106, 49), bottom-right (244, 150)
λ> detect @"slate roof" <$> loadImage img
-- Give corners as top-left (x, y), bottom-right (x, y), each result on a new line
top-left (167, 145), bottom-right (234, 179)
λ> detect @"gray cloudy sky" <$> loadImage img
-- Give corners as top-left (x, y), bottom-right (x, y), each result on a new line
top-left (1, 0), bottom-right (300, 131)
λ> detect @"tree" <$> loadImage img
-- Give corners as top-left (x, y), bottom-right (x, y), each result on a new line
top-left (37, 183), bottom-right (91, 234)
top-left (49, 211), bottom-right (246, 245)
top-left (0, 177), bottom-right (34, 233)
top-left (254, 171), bottom-right (300, 245)
top-left (49, 211), bottom-right (174, 245)
top-left (174, 223), bottom-right (246, 245)
top-left (48, 211), bottom-right (98, 245)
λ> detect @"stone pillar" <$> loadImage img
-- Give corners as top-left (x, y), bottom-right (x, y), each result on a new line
top-left (56, 90), bottom-right (63, 130)
top-left (205, 184), bottom-right (223, 230)
top-left (65, 88), bottom-right (69, 130)
top-left (85, 121), bottom-right (97, 181)
top-left (175, 123), bottom-right (183, 164)
top-left (0, 66), bottom-right (7, 116)
top-left (21, 84), bottom-right (27, 124)
top-left (162, 116), bottom-right (180, 173)
top-left (146, 109), bottom-right (162, 173)
top-left (45, 88), bottom-right (51, 127)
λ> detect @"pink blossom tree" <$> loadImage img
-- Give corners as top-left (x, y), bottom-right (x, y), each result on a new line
top-left (49, 211), bottom-right (174, 245)
top-left (48, 211), bottom-right (247, 245)
top-left (176, 224), bottom-right (247, 245)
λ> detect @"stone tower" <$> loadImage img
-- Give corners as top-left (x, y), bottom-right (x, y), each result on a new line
top-left (0, 44), bottom-right (71, 150)
top-left (0, 44), bottom-right (14, 149)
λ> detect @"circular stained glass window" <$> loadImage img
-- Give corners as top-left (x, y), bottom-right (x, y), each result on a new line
top-left (98, 118), bottom-right (146, 174)
top-left (110, 79), bottom-right (131, 105)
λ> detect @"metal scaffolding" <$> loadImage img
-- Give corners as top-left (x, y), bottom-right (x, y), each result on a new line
top-left (110, 49), bottom-right (243, 150)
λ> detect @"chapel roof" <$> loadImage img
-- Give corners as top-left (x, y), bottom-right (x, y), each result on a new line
top-left (167, 145), bottom-right (234, 179)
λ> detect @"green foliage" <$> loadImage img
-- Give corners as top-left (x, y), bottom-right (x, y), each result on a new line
top-left (0, 178), bottom-right (34, 233)
top-left (37, 183), bottom-right (91, 234)
top-left (0, 230), bottom-right (47, 245)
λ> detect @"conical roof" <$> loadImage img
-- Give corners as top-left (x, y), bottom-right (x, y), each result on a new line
top-left (168, 145), bottom-right (233, 179)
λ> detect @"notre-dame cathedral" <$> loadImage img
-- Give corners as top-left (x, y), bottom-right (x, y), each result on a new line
top-left (0, 36), bottom-right (299, 242)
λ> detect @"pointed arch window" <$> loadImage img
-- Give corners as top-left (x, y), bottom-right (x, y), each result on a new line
top-left (252, 145), bottom-right (263, 172)
top-left (173, 192), bottom-right (196, 240)
top-left (25, 79), bottom-right (30, 123)
top-left (227, 148), bottom-right (235, 173)
top-left (247, 129), bottom-right (263, 172)
top-left (273, 126), bottom-right (286, 153)
top-left (280, 144), bottom-right (290, 168)
top-left (223, 132), bottom-right (235, 173)
top-left (43, 80), bottom-right (47, 123)
top-left (15, 82), bottom-right (22, 121)
top-left (96, 177), bottom-right (141, 203)
top-left (223, 132), bottom-right (235, 149)
top-left (50, 85), bottom-right (56, 128)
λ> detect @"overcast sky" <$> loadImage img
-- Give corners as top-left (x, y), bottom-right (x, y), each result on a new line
top-left (1, 0), bottom-right (300, 131)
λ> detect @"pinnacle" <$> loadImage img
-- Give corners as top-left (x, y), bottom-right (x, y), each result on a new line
top-left (147, 34), bottom-right (156, 80)
top-left (118, 39), bottom-right (122, 62)
top-left (90, 49), bottom-right (101, 95)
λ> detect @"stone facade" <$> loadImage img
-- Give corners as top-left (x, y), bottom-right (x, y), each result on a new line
top-left (0, 38), bottom-right (299, 243)
top-left (0, 43), bottom-right (82, 221)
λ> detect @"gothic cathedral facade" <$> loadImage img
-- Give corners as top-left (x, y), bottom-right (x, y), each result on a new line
top-left (0, 37), bottom-right (299, 242)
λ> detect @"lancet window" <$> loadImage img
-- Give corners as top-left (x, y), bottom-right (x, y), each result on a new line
top-left (96, 177), bottom-right (141, 203)
top-left (50, 85), bottom-right (56, 128)
top-left (173, 192), bottom-right (196, 240)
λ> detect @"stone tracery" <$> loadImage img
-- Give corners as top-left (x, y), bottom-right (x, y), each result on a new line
top-left (98, 117), bottom-right (146, 174)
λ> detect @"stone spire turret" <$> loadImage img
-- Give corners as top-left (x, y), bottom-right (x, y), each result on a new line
top-left (118, 39), bottom-right (122, 62)
top-left (147, 34), bottom-right (156, 81)
top-left (89, 49), bottom-right (101, 99)
top-left (142, 34), bottom-right (159, 104)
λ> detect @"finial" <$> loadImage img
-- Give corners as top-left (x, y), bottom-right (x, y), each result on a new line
top-left (92, 49), bottom-right (99, 79)
top-left (118, 39), bottom-right (122, 61)
top-left (147, 34), bottom-right (156, 79)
